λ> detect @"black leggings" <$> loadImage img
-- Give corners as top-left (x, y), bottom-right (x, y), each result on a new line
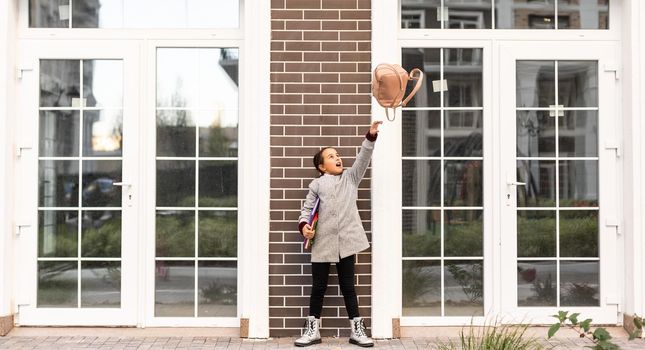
top-left (309, 254), bottom-right (359, 319)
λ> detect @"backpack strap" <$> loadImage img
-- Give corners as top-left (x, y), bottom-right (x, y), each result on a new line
top-left (402, 68), bottom-right (424, 107)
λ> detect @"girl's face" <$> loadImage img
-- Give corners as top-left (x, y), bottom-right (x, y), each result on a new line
top-left (318, 148), bottom-right (343, 175)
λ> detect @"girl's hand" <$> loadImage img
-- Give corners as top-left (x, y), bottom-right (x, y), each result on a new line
top-left (369, 120), bottom-right (383, 136)
top-left (303, 224), bottom-right (315, 239)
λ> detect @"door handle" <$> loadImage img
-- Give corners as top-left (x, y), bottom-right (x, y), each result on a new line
top-left (112, 182), bottom-right (131, 187)
top-left (506, 181), bottom-right (526, 186)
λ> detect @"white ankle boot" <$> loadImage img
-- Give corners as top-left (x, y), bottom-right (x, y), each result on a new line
top-left (349, 317), bottom-right (373, 347)
top-left (294, 316), bottom-right (321, 347)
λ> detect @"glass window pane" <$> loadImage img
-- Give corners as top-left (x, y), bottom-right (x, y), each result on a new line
top-left (198, 110), bottom-right (239, 157)
top-left (445, 0), bottom-right (492, 29)
top-left (39, 160), bottom-right (79, 207)
top-left (444, 160), bottom-right (483, 207)
top-left (560, 261), bottom-right (599, 306)
top-left (82, 160), bottom-right (122, 207)
top-left (401, 1), bottom-right (441, 29)
top-left (558, 1), bottom-right (609, 29)
top-left (81, 261), bottom-right (121, 308)
top-left (516, 111), bottom-right (556, 158)
top-left (402, 160), bottom-right (441, 207)
top-left (402, 210), bottom-right (441, 257)
top-left (125, 0), bottom-right (239, 28)
top-left (558, 61), bottom-right (598, 108)
top-left (558, 111), bottom-right (598, 157)
top-left (81, 210), bottom-right (121, 257)
top-left (156, 110), bottom-right (196, 157)
top-left (83, 60), bottom-right (123, 107)
top-left (199, 161), bottom-right (237, 207)
top-left (38, 261), bottom-right (77, 307)
top-left (40, 60), bottom-right (80, 107)
top-left (402, 260), bottom-right (441, 316)
top-left (156, 210), bottom-right (195, 257)
top-left (444, 211), bottom-right (483, 257)
top-left (444, 110), bottom-right (483, 157)
top-left (30, 0), bottom-right (70, 28)
top-left (402, 110), bottom-right (441, 158)
top-left (559, 160), bottom-right (598, 207)
top-left (198, 261), bottom-right (237, 317)
top-left (516, 160), bottom-right (556, 207)
top-left (444, 48), bottom-right (483, 107)
top-left (495, 0), bottom-right (556, 29)
top-left (444, 260), bottom-right (483, 316)
top-left (516, 61), bottom-right (555, 108)
top-left (72, 0), bottom-right (123, 28)
top-left (39, 110), bottom-right (80, 157)
top-left (155, 261), bottom-right (195, 317)
top-left (198, 211), bottom-right (237, 257)
top-left (517, 210), bottom-right (556, 257)
top-left (83, 110), bottom-right (123, 157)
top-left (560, 210), bottom-right (598, 258)
top-left (156, 160), bottom-right (196, 207)
top-left (38, 210), bottom-right (78, 258)
top-left (402, 48), bottom-right (441, 108)
top-left (517, 260), bottom-right (556, 306)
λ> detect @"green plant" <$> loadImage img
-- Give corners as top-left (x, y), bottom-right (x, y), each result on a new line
top-left (435, 318), bottom-right (544, 350)
top-left (628, 314), bottom-right (642, 340)
top-left (548, 311), bottom-right (643, 350)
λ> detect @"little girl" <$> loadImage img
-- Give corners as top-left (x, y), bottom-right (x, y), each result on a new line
top-left (294, 121), bottom-right (382, 348)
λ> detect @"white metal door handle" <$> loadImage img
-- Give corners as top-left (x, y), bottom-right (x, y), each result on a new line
top-left (112, 182), bottom-right (131, 187)
top-left (507, 181), bottom-right (526, 186)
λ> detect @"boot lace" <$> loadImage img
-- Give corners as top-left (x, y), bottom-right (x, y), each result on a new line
top-left (354, 319), bottom-right (367, 338)
top-left (304, 318), bottom-right (316, 337)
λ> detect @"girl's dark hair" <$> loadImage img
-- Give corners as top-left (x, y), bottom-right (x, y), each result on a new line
top-left (313, 147), bottom-right (333, 175)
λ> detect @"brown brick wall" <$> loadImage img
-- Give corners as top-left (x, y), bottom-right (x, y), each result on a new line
top-left (269, 0), bottom-right (372, 338)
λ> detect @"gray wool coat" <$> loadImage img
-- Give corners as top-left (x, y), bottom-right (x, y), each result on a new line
top-left (299, 137), bottom-right (375, 263)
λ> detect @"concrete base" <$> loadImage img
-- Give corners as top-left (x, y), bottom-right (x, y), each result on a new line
top-left (0, 314), bottom-right (13, 336)
top-left (8, 327), bottom-right (239, 337)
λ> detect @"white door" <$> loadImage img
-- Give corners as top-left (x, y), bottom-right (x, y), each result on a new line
top-left (15, 40), bottom-right (140, 325)
top-left (498, 41), bottom-right (620, 324)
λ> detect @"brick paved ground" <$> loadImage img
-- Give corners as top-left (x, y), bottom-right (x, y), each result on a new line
top-left (1, 336), bottom-right (644, 349)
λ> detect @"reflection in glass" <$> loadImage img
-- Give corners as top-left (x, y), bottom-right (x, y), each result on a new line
top-left (402, 110), bottom-right (441, 158)
top-left (516, 61), bottom-right (555, 107)
top-left (38, 261), bottom-right (77, 307)
top-left (444, 160), bottom-right (483, 207)
top-left (155, 261), bottom-right (195, 317)
top-left (559, 160), bottom-right (598, 207)
top-left (402, 160), bottom-right (441, 207)
top-left (81, 261), bottom-right (121, 307)
top-left (402, 210), bottom-right (441, 257)
top-left (156, 160), bottom-right (196, 207)
top-left (560, 210), bottom-right (598, 258)
top-left (198, 211), bottom-right (237, 257)
top-left (199, 110), bottom-right (239, 157)
top-left (156, 211), bottom-right (195, 257)
top-left (30, 0), bottom-right (70, 28)
top-left (38, 210), bottom-right (78, 258)
top-left (198, 261), bottom-right (237, 317)
top-left (560, 261), bottom-right (599, 306)
top-left (81, 210), bottom-right (121, 257)
top-left (516, 111), bottom-right (556, 158)
top-left (72, 0), bottom-right (123, 28)
top-left (444, 48), bottom-right (483, 107)
top-left (558, 1), bottom-right (609, 29)
top-left (39, 160), bottom-right (79, 207)
top-left (84, 110), bottom-right (123, 157)
top-left (402, 260), bottom-right (441, 316)
top-left (516, 160), bottom-right (556, 207)
top-left (559, 111), bottom-right (598, 157)
top-left (83, 60), bottom-right (123, 107)
top-left (517, 210), bottom-right (556, 257)
top-left (82, 160), bottom-right (122, 207)
top-left (496, 0), bottom-right (556, 29)
top-left (445, 0), bottom-right (492, 29)
top-left (558, 61), bottom-right (598, 107)
top-left (40, 60), bottom-right (80, 107)
top-left (444, 211), bottom-right (483, 257)
top-left (401, 0), bottom-right (441, 29)
top-left (39, 110), bottom-right (80, 157)
top-left (125, 0), bottom-right (240, 29)
top-left (156, 110), bottom-right (196, 157)
top-left (517, 261), bottom-right (556, 306)
top-left (444, 260), bottom-right (483, 316)
top-left (402, 48), bottom-right (440, 107)
top-left (199, 161), bottom-right (237, 207)
top-left (445, 111), bottom-right (483, 157)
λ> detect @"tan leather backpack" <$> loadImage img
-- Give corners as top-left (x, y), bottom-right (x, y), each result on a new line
top-left (371, 63), bottom-right (424, 121)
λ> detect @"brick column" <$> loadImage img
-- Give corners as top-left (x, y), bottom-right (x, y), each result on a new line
top-left (269, 0), bottom-right (372, 337)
